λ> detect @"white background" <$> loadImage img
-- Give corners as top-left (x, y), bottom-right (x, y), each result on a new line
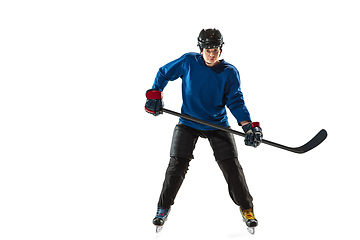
top-left (1, 0), bottom-right (359, 239)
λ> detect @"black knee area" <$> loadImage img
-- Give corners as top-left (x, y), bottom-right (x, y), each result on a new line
top-left (217, 157), bottom-right (242, 174)
top-left (166, 157), bottom-right (191, 177)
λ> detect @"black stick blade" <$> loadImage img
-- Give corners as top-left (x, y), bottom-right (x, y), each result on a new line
top-left (292, 129), bottom-right (328, 154)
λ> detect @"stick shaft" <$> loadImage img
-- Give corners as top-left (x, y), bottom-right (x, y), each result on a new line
top-left (161, 108), bottom-right (323, 154)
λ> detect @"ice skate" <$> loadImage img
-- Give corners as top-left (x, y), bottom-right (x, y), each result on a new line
top-left (240, 207), bottom-right (258, 234)
top-left (153, 205), bottom-right (171, 233)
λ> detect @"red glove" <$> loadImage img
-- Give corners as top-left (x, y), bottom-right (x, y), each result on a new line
top-left (145, 89), bottom-right (164, 116)
top-left (242, 122), bottom-right (263, 147)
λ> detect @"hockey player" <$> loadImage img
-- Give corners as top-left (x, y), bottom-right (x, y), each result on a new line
top-left (145, 29), bottom-right (262, 234)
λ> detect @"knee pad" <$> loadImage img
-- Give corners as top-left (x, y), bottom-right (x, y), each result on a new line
top-left (167, 157), bottom-right (191, 176)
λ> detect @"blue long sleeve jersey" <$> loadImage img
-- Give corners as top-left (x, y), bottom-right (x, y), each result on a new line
top-left (152, 52), bottom-right (251, 131)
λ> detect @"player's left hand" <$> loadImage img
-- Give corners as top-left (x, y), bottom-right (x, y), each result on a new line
top-left (242, 122), bottom-right (263, 148)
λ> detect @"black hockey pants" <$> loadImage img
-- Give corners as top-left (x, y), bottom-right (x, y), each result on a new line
top-left (157, 123), bottom-right (253, 210)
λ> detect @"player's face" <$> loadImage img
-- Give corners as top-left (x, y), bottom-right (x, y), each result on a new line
top-left (202, 47), bottom-right (221, 67)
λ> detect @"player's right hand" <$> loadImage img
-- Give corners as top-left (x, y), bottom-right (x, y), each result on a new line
top-left (145, 89), bottom-right (164, 116)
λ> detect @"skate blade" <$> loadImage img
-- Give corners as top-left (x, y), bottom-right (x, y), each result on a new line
top-left (155, 226), bottom-right (163, 233)
top-left (247, 227), bottom-right (255, 235)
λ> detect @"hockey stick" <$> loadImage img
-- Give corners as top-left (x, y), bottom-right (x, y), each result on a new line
top-left (161, 108), bottom-right (327, 154)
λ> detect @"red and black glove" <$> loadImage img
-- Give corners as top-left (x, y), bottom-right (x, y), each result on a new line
top-left (145, 89), bottom-right (164, 116)
top-left (242, 122), bottom-right (263, 148)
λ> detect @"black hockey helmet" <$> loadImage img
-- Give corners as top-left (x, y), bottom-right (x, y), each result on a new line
top-left (197, 28), bottom-right (224, 51)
